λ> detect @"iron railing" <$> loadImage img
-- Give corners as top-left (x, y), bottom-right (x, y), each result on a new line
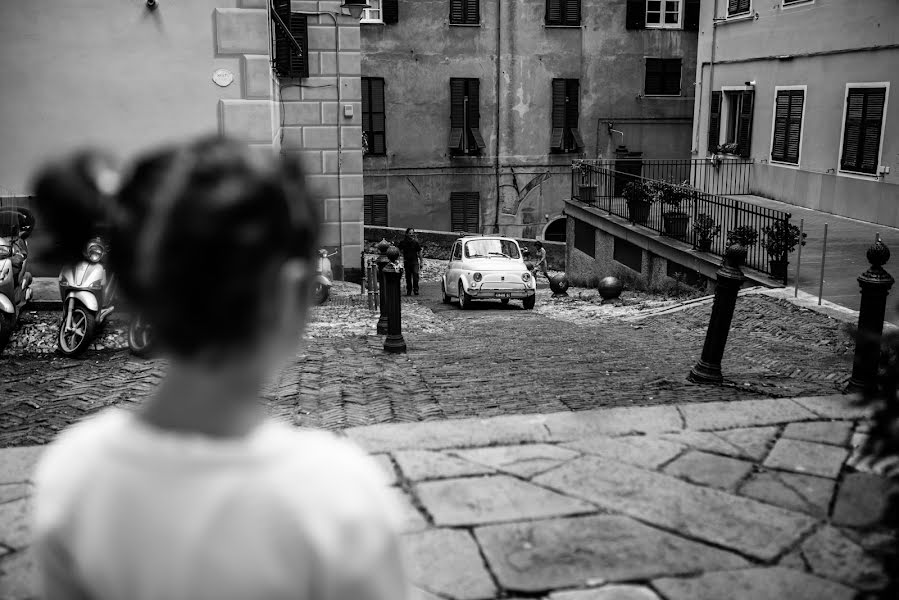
top-left (571, 161), bottom-right (791, 281)
top-left (602, 157), bottom-right (754, 196)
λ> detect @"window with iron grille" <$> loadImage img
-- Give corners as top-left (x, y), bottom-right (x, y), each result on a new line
top-left (272, 0), bottom-right (309, 78)
top-left (450, 192), bottom-right (480, 233)
top-left (362, 78), bottom-right (386, 156)
top-left (551, 79), bottom-right (584, 153)
top-left (449, 79), bottom-right (486, 157)
top-left (840, 86), bottom-right (887, 175)
top-left (626, 0), bottom-right (698, 30)
top-left (546, 0), bottom-right (581, 26)
top-left (364, 195), bottom-right (388, 227)
top-left (573, 218), bottom-right (595, 257)
top-left (644, 58), bottom-right (681, 96)
top-left (771, 89), bottom-right (804, 165)
top-left (727, 0), bottom-right (751, 17)
top-left (450, 0), bottom-right (479, 24)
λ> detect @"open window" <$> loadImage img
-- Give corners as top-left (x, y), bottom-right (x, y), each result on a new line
top-left (362, 78), bottom-right (386, 155)
top-left (449, 79), bottom-right (486, 157)
top-left (551, 79), bottom-right (584, 153)
top-left (708, 89), bottom-right (754, 158)
top-left (361, 0), bottom-right (383, 23)
top-left (272, 0), bottom-right (309, 78)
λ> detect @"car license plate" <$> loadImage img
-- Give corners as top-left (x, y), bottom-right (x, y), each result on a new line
top-left (495, 292), bottom-right (511, 298)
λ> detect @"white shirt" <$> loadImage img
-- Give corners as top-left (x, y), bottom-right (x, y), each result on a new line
top-left (33, 410), bottom-right (403, 600)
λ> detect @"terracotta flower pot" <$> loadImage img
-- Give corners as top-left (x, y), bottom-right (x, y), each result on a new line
top-left (769, 258), bottom-right (789, 281)
top-left (663, 212), bottom-right (690, 239)
top-left (627, 200), bottom-right (651, 225)
top-left (696, 238), bottom-right (713, 252)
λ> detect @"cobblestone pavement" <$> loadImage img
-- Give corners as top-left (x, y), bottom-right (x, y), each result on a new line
top-left (1, 283), bottom-right (854, 446)
top-left (2, 396), bottom-right (894, 599)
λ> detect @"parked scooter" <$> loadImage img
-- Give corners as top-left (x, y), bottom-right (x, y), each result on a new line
top-left (313, 248), bottom-right (337, 305)
top-left (57, 236), bottom-right (116, 356)
top-left (0, 208), bottom-right (35, 350)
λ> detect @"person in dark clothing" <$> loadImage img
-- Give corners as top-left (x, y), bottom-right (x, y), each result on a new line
top-left (397, 228), bottom-right (422, 295)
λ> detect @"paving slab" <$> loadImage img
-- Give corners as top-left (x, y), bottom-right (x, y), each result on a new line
top-left (563, 435), bottom-right (685, 470)
top-left (401, 528), bottom-right (497, 600)
top-left (663, 451), bottom-right (754, 490)
top-left (791, 395), bottom-right (869, 420)
top-left (451, 444), bottom-right (580, 478)
top-left (549, 585), bottom-right (662, 600)
top-left (0, 548), bottom-right (37, 600)
top-left (659, 427), bottom-right (777, 461)
top-left (392, 450), bottom-right (495, 481)
top-left (680, 398), bottom-right (817, 431)
top-left (0, 498), bottom-right (31, 550)
top-left (652, 567), bottom-right (857, 600)
top-left (416, 475), bottom-right (595, 526)
top-left (738, 470), bottom-right (836, 518)
top-left (0, 447), bottom-right (43, 484)
top-left (542, 405), bottom-right (683, 441)
top-left (0, 483), bottom-right (31, 505)
top-left (475, 515), bottom-right (748, 594)
top-left (801, 525), bottom-right (888, 591)
top-left (373, 454), bottom-right (398, 485)
top-left (831, 472), bottom-right (889, 528)
top-left (388, 487), bottom-right (429, 533)
top-left (534, 457), bottom-right (817, 561)
top-left (763, 438), bottom-right (849, 478)
top-left (782, 421), bottom-right (853, 446)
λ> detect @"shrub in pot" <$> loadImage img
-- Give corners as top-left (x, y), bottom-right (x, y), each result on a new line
top-left (654, 180), bottom-right (692, 240)
top-left (761, 221), bottom-right (807, 280)
top-left (573, 162), bottom-right (596, 204)
top-left (726, 225), bottom-right (759, 249)
top-left (621, 181), bottom-right (653, 225)
top-left (693, 214), bottom-right (720, 252)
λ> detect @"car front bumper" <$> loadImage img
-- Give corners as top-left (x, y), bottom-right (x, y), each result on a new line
top-left (467, 286), bottom-right (535, 299)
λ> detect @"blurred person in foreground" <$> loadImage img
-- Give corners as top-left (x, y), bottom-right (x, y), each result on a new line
top-left (30, 137), bottom-right (405, 600)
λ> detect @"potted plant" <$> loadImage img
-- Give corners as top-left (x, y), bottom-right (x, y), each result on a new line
top-left (573, 162), bottom-right (596, 205)
top-left (621, 180), bottom-right (653, 225)
top-left (726, 225), bottom-right (759, 248)
top-left (761, 220), bottom-right (807, 280)
top-left (693, 214), bottom-right (720, 252)
top-left (655, 180), bottom-right (692, 240)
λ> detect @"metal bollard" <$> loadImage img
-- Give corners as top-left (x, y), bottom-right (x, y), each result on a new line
top-left (382, 245), bottom-right (407, 353)
top-left (376, 239), bottom-right (391, 335)
top-left (847, 238), bottom-right (894, 392)
top-left (689, 244), bottom-right (747, 384)
top-left (366, 260), bottom-right (377, 310)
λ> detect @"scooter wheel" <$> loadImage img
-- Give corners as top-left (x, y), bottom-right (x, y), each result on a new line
top-left (128, 315), bottom-right (154, 358)
top-left (57, 301), bottom-right (95, 357)
top-left (0, 312), bottom-right (14, 354)
top-left (312, 283), bottom-right (330, 305)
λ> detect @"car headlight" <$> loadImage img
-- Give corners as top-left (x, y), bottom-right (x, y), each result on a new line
top-left (85, 242), bottom-right (105, 264)
top-left (473, 272), bottom-right (482, 282)
top-left (522, 272), bottom-right (531, 282)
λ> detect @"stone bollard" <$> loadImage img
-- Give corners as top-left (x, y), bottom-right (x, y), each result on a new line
top-left (689, 244), bottom-right (747, 384)
top-left (847, 239), bottom-right (894, 392)
top-left (375, 238), bottom-right (391, 335)
top-left (382, 245), bottom-right (407, 353)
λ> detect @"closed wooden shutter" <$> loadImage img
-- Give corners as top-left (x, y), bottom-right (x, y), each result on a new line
top-left (551, 79), bottom-right (567, 151)
top-left (364, 195), bottom-right (388, 227)
top-left (708, 91), bottom-right (722, 153)
top-left (546, 0), bottom-right (562, 25)
top-left (684, 0), bottom-right (700, 30)
top-left (736, 90), bottom-right (754, 158)
top-left (449, 79), bottom-right (466, 152)
top-left (382, 0), bottom-right (398, 23)
top-left (728, 0), bottom-right (750, 16)
top-left (563, 0), bottom-right (581, 25)
top-left (566, 79), bottom-right (582, 150)
top-left (450, 0), bottom-right (464, 23)
top-left (841, 88), bottom-right (886, 174)
top-left (785, 91), bottom-right (803, 163)
top-left (771, 92), bottom-right (790, 162)
top-left (625, 0), bottom-right (646, 29)
top-left (645, 59), bottom-right (662, 95)
top-left (273, 1), bottom-right (309, 78)
top-left (450, 0), bottom-right (479, 24)
top-left (663, 59), bottom-right (681, 95)
top-left (467, 79), bottom-right (484, 150)
top-left (450, 192), bottom-right (480, 233)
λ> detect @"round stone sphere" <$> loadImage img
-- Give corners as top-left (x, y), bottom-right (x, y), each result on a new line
top-left (386, 245), bottom-right (401, 262)
top-left (597, 276), bottom-right (623, 300)
top-left (549, 274), bottom-right (570, 295)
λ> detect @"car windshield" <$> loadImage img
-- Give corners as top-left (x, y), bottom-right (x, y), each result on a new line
top-left (464, 239), bottom-right (520, 259)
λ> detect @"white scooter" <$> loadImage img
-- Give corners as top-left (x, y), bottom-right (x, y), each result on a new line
top-left (0, 208), bottom-right (35, 351)
top-left (57, 236), bottom-right (116, 356)
top-left (312, 249), bottom-right (338, 305)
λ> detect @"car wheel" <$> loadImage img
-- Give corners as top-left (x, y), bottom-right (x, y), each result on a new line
top-left (523, 295), bottom-right (536, 310)
top-left (458, 282), bottom-right (472, 310)
top-left (442, 280), bottom-right (452, 304)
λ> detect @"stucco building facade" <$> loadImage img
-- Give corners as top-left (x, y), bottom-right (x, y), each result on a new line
top-left (359, 0), bottom-right (699, 240)
top-left (0, 0), bottom-right (364, 279)
top-left (691, 0), bottom-right (899, 227)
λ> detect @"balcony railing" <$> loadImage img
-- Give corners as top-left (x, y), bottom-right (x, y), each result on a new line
top-left (602, 157), bottom-right (754, 196)
top-left (571, 160), bottom-right (791, 281)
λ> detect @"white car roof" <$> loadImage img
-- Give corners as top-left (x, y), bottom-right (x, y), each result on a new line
top-left (458, 236), bottom-right (519, 243)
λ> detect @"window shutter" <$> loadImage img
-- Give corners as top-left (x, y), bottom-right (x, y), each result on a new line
top-left (737, 90), bottom-right (754, 158)
top-left (708, 91), bottom-right (722, 153)
top-left (625, 0), bottom-right (646, 29)
top-left (684, 0), bottom-right (700, 30)
top-left (644, 59), bottom-right (662, 95)
top-left (664, 59), bottom-right (681, 95)
top-left (786, 91), bottom-right (803, 164)
top-left (566, 79), bottom-right (581, 150)
top-left (451, 192), bottom-right (479, 232)
top-left (551, 79), bottom-right (566, 151)
top-left (273, 1), bottom-right (309, 78)
top-left (372, 195), bottom-right (388, 226)
top-left (450, 0), bottom-right (464, 23)
top-left (546, 0), bottom-right (562, 25)
top-left (382, 0), bottom-right (399, 23)
top-left (364, 195), bottom-right (372, 225)
top-left (467, 79), bottom-right (480, 128)
top-left (563, 0), bottom-right (581, 25)
top-left (449, 79), bottom-right (465, 152)
top-left (450, 193), bottom-right (465, 232)
top-left (861, 89), bottom-right (886, 173)
top-left (466, 192), bottom-right (480, 232)
top-left (728, 0), bottom-right (750, 15)
top-left (771, 92), bottom-right (789, 162)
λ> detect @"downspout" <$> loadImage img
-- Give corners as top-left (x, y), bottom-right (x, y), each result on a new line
top-left (696, 0), bottom-right (719, 154)
top-left (492, 0), bottom-right (502, 234)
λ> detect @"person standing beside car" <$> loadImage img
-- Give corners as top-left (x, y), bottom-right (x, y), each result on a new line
top-left (533, 241), bottom-right (549, 280)
top-left (397, 228), bottom-right (422, 296)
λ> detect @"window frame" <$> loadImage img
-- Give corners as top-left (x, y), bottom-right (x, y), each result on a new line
top-left (361, 0), bottom-right (383, 23)
top-left (449, 78), bottom-right (485, 157)
top-left (545, 0), bottom-right (582, 27)
top-left (710, 85), bottom-right (754, 157)
top-left (781, 0), bottom-right (813, 8)
top-left (726, 0), bottom-right (752, 19)
top-left (646, 0), bottom-right (683, 29)
top-left (450, 0), bottom-right (480, 26)
top-left (450, 192), bottom-right (480, 232)
top-left (768, 85), bottom-right (806, 169)
top-left (643, 57), bottom-right (682, 97)
top-left (363, 194), bottom-right (389, 227)
top-left (361, 77), bottom-right (387, 156)
top-left (837, 82), bottom-right (890, 180)
top-left (550, 78), bottom-right (583, 153)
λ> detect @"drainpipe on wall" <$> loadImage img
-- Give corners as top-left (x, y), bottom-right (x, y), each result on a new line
top-left (492, 0), bottom-right (502, 234)
top-left (696, 0), bottom-right (720, 154)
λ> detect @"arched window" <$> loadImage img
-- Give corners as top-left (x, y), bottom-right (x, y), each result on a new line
top-left (544, 217), bottom-right (566, 242)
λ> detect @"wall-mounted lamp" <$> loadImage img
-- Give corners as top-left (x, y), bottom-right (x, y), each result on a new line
top-left (146, 0), bottom-right (158, 10)
top-left (341, 0), bottom-right (370, 19)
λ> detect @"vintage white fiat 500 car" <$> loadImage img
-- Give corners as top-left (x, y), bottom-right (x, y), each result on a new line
top-left (441, 236), bottom-right (536, 310)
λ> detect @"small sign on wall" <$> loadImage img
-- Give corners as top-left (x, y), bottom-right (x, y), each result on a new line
top-left (212, 69), bottom-right (234, 87)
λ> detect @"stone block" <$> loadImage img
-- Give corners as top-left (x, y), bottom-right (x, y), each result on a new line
top-left (563, 435), bottom-right (685, 470)
top-left (307, 174), bottom-right (340, 197)
top-left (340, 125), bottom-right (363, 149)
top-left (302, 78), bottom-right (340, 101)
top-left (242, 54), bottom-right (272, 99)
top-left (832, 472), bottom-right (889, 528)
top-left (215, 9), bottom-right (269, 54)
top-left (551, 586), bottom-right (662, 600)
top-left (321, 101), bottom-right (339, 125)
top-left (319, 51), bottom-right (338, 75)
top-left (338, 25), bottom-right (361, 51)
top-left (340, 76), bottom-right (362, 101)
top-left (0, 498), bottom-right (31, 550)
top-left (0, 548), bottom-right (37, 600)
top-left (663, 451), bottom-right (754, 490)
top-left (219, 99), bottom-right (275, 143)
top-left (782, 421), bottom-right (853, 446)
top-left (307, 25), bottom-right (337, 51)
top-left (739, 470), bottom-right (835, 518)
top-left (302, 125), bottom-right (339, 149)
top-left (242, 0), bottom-right (267, 7)
top-left (660, 427), bottom-right (777, 461)
top-left (401, 529), bottom-right (497, 600)
top-left (543, 405), bottom-right (683, 441)
top-left (340, 174), bottom-right (364, 197)
top-left (372, 454), bottom-right (397, 485)
top-left (680, 398), bottom-right (817, 431)
top-left (475, 515), bottom-right (747, 594)
top-left (338, 50), bottom-right (361, 75)
top-left (801, 525), bottom-right (887, 591)
top-left (792, 394), bottom-right (870, 420)
top-left (0, 447), bottom-right (43, 484)
top-left (388, 487), bottom-right (428, 533)
top-left (451, 444), bottom-right (580, 478)
top-left (0, 483), bottom-right (31, 505)
top-left (416, 475), bottom-right (594, 526)
top-left (653, 567), bottom-right (856, 600)
top-left (283, 101), bottom-right (323, 126)
top-left (392, 450), bottom-right (495, 481)
top-left (290, 0), bottom-right (319, 12)
top-left (535, 456), bottom-right (817, 561)
top-left (763, 438), bottom-right (848, 479)
top-left (324, 197), bottom-right (363, 224)
top-left (323, 149), bottom-right (363, 174)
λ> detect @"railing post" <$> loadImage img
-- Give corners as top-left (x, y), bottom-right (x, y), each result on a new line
top-left (689, 244), bottom-right (747, 384)
top-left (382, 245), bottom-right (407, 354)
top-left (847, 238), bottom-right (894, 392)
top-left (376, 238), bottom-right (391, 334)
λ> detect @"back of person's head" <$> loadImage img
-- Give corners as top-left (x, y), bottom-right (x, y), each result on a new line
top-left (33, 136), bottom-right (320, 360)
